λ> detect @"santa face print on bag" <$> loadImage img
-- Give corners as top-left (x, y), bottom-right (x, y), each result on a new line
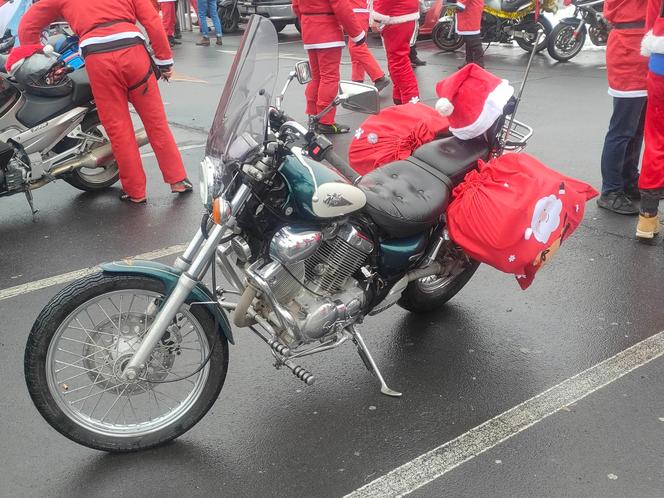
top-left (525, 194), bottom-right (563, 244)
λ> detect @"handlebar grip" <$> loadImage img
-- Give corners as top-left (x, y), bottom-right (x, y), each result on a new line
top-left (324, 149), bottom-right (360, 183)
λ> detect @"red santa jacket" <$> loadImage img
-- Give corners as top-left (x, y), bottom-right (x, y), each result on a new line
top-left (350, 0), bottom-right (370, 14)
top-left (371, 0), bottom-right (419, 24)
top-left (642, 0), bottom-right (664, 56)
top-left (292, 0), bottom-right (364, 50)
top-left (18, 0), bottom-right (173, 66)
top-left (603, 0), bottom-right (648, 97)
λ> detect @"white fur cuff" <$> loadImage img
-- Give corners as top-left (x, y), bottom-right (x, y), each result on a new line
top-left (641, 30), bottom-right (664, 57)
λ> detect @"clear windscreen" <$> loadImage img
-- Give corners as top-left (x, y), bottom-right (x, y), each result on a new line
top-left (205, 15), bottom-right (279, 172)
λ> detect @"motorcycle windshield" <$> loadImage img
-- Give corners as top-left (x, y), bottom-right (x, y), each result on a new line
top-left (205, 15), bottom-right (279, 169)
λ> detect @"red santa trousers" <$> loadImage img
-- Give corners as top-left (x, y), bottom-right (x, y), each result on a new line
top-left (456, 0), bottom-right (483, 35)
top-left (381, 21), bottom-right (419, 104)
top-left (85, 45), bottom-right (186, 199)
top-left (639, 71), bottom-right (664, 190)
top-left (160, 2), bottom-right (176, 37)
top-left (306, 47), bottom-right (342, 125)
top-left (349, 14), bottom-right (384, 82)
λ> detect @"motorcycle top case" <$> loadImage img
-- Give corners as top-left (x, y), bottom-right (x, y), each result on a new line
top-left (348, 103), bottom-right (449, 175)
top-left (446, 152), bottom-right (598, 290)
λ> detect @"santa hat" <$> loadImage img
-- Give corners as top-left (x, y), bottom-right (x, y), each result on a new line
top-left (5, 44), bottom-right (45, 75)
top-left (642, 17), bottom-right (664, 57)
top-left (434, 64), bottom-right (514, 140)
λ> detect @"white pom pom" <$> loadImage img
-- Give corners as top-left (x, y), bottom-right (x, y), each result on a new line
top-left (524, 227), bottom-right (533, 240)
top-left (435, 98), bottom-right (454, 116)
top-left (43, 44), bottom-right (54, 56)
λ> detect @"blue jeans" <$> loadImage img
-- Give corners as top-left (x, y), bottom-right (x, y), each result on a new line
top-left (198, 0), bottom-right (223, 37)
top-left (600, 96), bottom-right (646, 194)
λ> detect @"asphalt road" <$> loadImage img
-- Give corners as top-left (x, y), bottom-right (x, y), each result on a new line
top-left (1, 27), bottom-right (663, 498)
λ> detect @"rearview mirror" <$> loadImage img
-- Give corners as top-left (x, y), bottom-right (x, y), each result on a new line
top-left (295, 61), bottom-right (312, 84)
top-left (338, 81), bottom-right (380, 115)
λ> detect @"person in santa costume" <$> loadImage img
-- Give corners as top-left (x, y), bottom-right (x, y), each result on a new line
top-left (455, 0), bottom-right (484, 68)
top-left (13, 0), bottom-right (191, 203)
top-left (595, 0), bottom-right (648, 215)
top-left (292, 0), bottom-right (365, 134)
top-left (348, 0), bottom-right (389, 92)
top-left (636, 0), bottom-right (664, 238)
top-left (370, 0), bottom-right (420, 105)
top-left (158, 0), bottom-right (180, 46)
top-left (433, 63), bottom-right (514, 140)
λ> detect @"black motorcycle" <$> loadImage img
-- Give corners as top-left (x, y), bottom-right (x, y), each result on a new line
top-left (547, 0), bottom-right (608, 62)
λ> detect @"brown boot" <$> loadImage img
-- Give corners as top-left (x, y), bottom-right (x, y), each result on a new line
top-left (636, 213), bottom-right (661, 240)
top-left (216, 36), bottom-right (223, 46)
top-left (196, 37), bottom-right (210, 46)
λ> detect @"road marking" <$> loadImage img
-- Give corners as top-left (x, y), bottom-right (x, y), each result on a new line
top-left (169, 71), bottom-right (209, 84)
top-left (141, 143), bottom-right (206, 158)
top-left (346, 330), bottom-right (664, 498)
top-left (0, 244), bottom-right (186, 302)
top-left (216, 49), bottom-right (238, 55)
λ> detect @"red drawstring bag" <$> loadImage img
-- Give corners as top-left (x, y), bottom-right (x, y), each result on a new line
top-left (447, 153), bottom-right (598, 289)
top-left (348, 103), bottom-right (450, 175)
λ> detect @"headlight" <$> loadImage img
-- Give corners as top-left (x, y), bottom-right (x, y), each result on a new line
top-left (199, 156), bottom-right (216, 208)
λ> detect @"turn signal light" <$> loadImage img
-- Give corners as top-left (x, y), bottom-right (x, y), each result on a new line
top-left (212, 198), bottom-right (222, 224)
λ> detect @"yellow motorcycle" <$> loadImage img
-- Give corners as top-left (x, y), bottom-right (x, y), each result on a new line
top-left (433, 0), bottom-right (556, 53)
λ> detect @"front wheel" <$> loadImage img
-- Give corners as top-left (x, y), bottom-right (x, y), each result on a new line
top-left (515, 14), bottom-right (553, 53)
top-left (432, 20), bottom-right (464, 52)
top-left (398, 245), bottom-right (479, 313)
top-left (218, 6), bottom-right (240, 33)
top-left (547, 22), bottom-right (586, 62)
top-left (25, 273), bottom-right (229, 453)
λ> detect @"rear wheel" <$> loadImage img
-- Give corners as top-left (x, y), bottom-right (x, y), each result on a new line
top-left (515, 14), bottom-right (552, 53)
top-left (60, 114), bottom-right (120, 192)
top-left (432, 20), bottom-right (464, 52)
top-left (218, 6), bottom-right (240, 33)
top-left (398, 243), bottom-right (479, 313)
top-left (547, 22), bottom-right (586, 62)
top-left (25, 273), bottom-right (229, 453)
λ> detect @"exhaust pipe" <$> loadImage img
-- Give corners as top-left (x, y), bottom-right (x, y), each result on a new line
top-left (30, 129), bottom-right (149, 189)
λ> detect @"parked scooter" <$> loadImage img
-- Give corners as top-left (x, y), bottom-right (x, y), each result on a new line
top-left (433, 0), bottom-right (553, 53)
top-left (0, 49), bottom-right (145, 219)
top-left (547, 0), bottom-right (608, 62)
top-left (23, 16), bottom-right (542, 452)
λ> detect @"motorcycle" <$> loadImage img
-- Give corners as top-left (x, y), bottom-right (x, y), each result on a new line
top-left (432, 0), bottom-right (554, 53)
top-left (547, 0), bottom-right (608, 62)
top-left (24, 15), bottom-right (536, 452)
top-left (217, 0), bottom-right (241, 34)
top-left (0, 49), bottom-right (145, 219)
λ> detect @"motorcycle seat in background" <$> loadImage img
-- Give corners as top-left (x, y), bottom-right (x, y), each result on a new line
top-left (69, 69), bottom-right (92, 106)
top-left (359, 160), bottom-right (450, 239)
top-left (501, 0), bottom-right (533, 12)
top-left (411, 135), bottom-right (489, 186)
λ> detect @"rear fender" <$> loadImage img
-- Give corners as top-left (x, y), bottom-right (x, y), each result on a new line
top-left (101, 260), bottom-right (235, 345)
top-left (558, 17), bottom-right (587, 33)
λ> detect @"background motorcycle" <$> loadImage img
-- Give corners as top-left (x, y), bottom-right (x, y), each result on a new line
top-left (217, 0), bottom-right (241, 33)
top-left (24, 16), bottom-right (537, 452)
top-left (433, 0), bottom-right (553, 53)
top-left (0, 50), bottom-right (146, 219)
top-left (547, 0), bottom-right (608, 62)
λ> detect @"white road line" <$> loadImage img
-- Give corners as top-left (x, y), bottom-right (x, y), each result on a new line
top-left (141, 143), bottom-right (205, 158)
top-left (0, 244), bottom-right (186, 302)
top-left (346, 330), bottom-right (664, 498)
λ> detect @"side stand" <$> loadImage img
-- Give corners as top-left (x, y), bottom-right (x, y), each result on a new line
top-left (349, 325), bottom-right (402, 397)
top-left (24, 189), bottom-right (39, 222)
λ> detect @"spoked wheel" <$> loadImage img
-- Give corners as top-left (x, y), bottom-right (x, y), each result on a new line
top-left (25, 273), bottom-right (229, 452)
top-left (547, 22), bottom-right (586, 62)
top-left (60, 114), bottom-right (120, 191)
top-left (432, 20), bottom-right (464, 52)
top-left (398, 243), bottom-right (479, 313)
top-left (515, 14), bottom-right (553, 53)
top-left (218, 6), bottom-right (240, 33)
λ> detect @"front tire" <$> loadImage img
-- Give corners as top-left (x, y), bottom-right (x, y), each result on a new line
top-left (218, 6), bottom-right (240, 33)
top-left (25, 273), bottom-right (229, 453)
top-left (432, 20), bottom-right (464, 52)
top-left (398, 246), bottom-right (479, 313)
top-left (515, 14), bottom-right (552, 53)
top-left (547, 22), bottom-right (586, 62)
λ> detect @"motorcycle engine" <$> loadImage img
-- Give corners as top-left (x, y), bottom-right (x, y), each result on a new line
top-left (0, 141), bottom-right (27, 194)
top-left (257, 223), bottom-right (373, 347)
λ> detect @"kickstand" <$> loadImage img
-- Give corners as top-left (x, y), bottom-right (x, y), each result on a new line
top-left (349, 326), bottom-right (402, 397)
top-left (24, 189), bottom-right (39, 222)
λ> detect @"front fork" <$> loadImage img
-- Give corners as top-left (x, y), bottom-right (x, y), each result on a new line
top-left (121, 184), bottom-right (251, 381)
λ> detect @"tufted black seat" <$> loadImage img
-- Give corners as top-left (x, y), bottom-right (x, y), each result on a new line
top-left (411, 135), bottom-right (489, 186)
top-left (358, 160), bottom-right (450, 238)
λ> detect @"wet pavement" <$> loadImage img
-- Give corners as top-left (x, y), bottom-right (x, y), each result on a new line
top-left (1, 27), bottom-right (663, 498)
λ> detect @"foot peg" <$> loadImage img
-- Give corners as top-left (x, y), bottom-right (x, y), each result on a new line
top-left (351, 328), bottom-right (402, 397)
top-left (284, 359), bottom-right (315, 385)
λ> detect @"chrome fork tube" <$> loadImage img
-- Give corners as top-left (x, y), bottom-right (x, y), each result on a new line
top-left (122, 184), bottom-right (251, 380)
top-left (174, 228), bottom-right (206, 271)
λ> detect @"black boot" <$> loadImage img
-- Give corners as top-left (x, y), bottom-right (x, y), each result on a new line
top-left (462, 34), bottom-right (484, 68)
top-left (409, 46), bottom-right (427, 67)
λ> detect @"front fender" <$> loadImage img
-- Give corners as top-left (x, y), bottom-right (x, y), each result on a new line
top-left (558, 17), bottom-right (587, 33)
top-left (100, 260), bottom-right (234, 345)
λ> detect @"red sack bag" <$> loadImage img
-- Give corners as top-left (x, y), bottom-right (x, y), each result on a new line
top-left (349, 103), bottom-right (449, 175)
top-left (447, 153), bottom-right (598, 290)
